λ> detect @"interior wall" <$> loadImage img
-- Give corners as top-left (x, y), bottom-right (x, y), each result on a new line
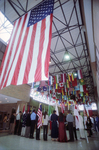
top-left (0, 103), bottom-right (17, 115)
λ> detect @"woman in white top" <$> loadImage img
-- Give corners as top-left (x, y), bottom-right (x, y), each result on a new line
top-left (43, 111), bottom-right (49, 141)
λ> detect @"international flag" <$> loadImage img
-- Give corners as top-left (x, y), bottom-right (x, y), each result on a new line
top-left (59, 81), bottom-right (64, 88)
top-left (16, 105), bottom-right (20, 114)
top-left (68, 72), bottom-right (74, 81)
top-left (77, 70), bottom-right (83, 79)
top-left (48, 76), bottom-right (52, 85)
top-left (53, 75), bottom-right (59, 84)
top-left (74, 105), bottom-right (79, 129)
top-left (37, 103), bottom-right (42, 129)
top-left (0, 0), bottom-right (54, 89)
top-left (72, 78), bottom-right (77, 87)
top-left (66, 79), bottom-right (70, 88)
top-left (79, 79), bottom-right (85, 85)
top-left (61, 73), bottom-right (66, 83)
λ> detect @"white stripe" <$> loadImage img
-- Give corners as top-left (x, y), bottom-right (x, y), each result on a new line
top-left (78, 70), bottom-right (81, 79)
top-left (41, 15), bottom-right (50, 80)
top-left (6, 13), bottom-right (30, 87)
top-left (0, 20), bottom-right (18, 84)
top-left (17, 12), bottom-right (34, 85)
top-left (28, 20), bottom-right (42, 83)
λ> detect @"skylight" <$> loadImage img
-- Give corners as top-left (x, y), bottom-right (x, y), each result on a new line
top-left (0, 11), bottom-right (13, 43)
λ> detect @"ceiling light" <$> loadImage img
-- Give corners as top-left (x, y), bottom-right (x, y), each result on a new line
top-left (64, 52), bottom-right (70, 60)
top-left (7, 101), bottom-right (9, 102)
top-left (5, 98), bottom-right (7, 99)
top-left (74, 73), bottom-right (77, 76)
top-left (0, 101), bottom-right (2, 103)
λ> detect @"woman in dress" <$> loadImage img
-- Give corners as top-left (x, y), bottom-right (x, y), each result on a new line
top-left (86, 116), bottom-right (92, 137)
top-left (58, 112), bottom-right (67, 142)
top-left (51, 110), bottom-right (58, 141)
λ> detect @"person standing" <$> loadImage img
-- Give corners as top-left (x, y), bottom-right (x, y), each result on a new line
top-left (51, 110), bottom-right (58, 141)
top-left (3, 114), bottom-right (7, 130)
top-left (86, 116), bottom-right (92, 137)
top-left (43, 111), bottom-right (49, 141)
top-left (66, 110), bottom-right (74, 142)
top-left (73, 116), bottom-right (77, 140)
top-left (78, 112), bottom-right (85, 139)
top-left (9, 112), bottom-right (16, 134)
top-left (25, 110), bottom-right (31, 138)
top-left (30, 109), bottom-right (36, 139)
top-left (58, 112), bottom-right (67, 142)
top-left (14, 111), bottom-right (22, 135)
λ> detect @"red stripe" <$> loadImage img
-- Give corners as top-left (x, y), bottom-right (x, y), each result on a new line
top-left (4, 14), bottom-right (27, 86)
top-left (61, 74), bottom-right (63, 82)
top-left (22, 23), bottom-right (37, 84)
top-left (80, 70), bottom-right (83, 78)
top-left (53, 76), bottom-right (56, 84)
top-left (44, 14), bottom-right (53, 78)
top-left (64, 73), bottom-right (66, 82)
top-left (0, 19), bottom-right (21, 89)
top-left (34, 18), bottom-right (46, 81)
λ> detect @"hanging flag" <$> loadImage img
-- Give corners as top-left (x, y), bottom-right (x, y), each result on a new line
top-left (16, 105), bottom-right (20, 114)
top-left (37, 103), bottom-right (42, 129)
top-left (53, 75), bottom-right (59, 84)
top-left (80, 85), bottom-right (84, 92)
top-left (77, 70), bottom-right (83, 79)
top-left (59, 81), bottom-right (64, 88)
top-left (23, 105), bottom-right (25, 113)
top-left (68, 72), bottom-right (74, 81)
top-left (79, 79), bottom-right (85, 85)
top-left (62, 88), bottom-right (65, 96)
top-left (74, 84), bottom-right (80, 91)
top-left (48, 76), bottom-right (52, 85)
top-left (66, 79), bottom-right (70, 88)
top-left (61, 73), bottom-right (66, 83)
top-left (83, 84), bottom-right (86, 93)
top-left (0, 0), bottom-right (54, 90)
top-left (72, 78), bottom-right (77, 87)
top-left (55, 103), bottom-right (59, 116)
top-left (74, 105), bottom-right (79, 129)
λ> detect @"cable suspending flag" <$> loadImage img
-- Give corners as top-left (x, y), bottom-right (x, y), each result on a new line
top-left (0, 0), bottom-right (54, 89)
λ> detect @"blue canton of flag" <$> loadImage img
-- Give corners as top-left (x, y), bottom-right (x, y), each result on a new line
top-left (39, 103), bottom-right (42, 111)
top-left (27, 0), bottom-right (54, 27)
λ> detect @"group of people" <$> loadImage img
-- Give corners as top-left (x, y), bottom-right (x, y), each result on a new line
top-left (2, 109), bottom-right (99, 143)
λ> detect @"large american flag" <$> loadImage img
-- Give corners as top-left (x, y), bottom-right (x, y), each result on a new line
top-left (0, 0), bottom-right (54, 89)
top-left (37, 103), bottom-right (42, 128)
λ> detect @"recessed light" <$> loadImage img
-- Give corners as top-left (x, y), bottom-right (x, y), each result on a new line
top-left (0, 101), bottom-right (2, 103)
top-left (7, 101), bottom-right (9, 102)
top-left (5, 98), bottom-right (7, 99)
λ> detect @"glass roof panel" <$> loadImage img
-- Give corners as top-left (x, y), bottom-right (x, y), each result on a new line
top-left (0, 11), bottom-right (13, 43)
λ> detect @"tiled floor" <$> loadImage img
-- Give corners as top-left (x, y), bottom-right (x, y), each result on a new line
top-left (0, 130), bottom-right (99, 150)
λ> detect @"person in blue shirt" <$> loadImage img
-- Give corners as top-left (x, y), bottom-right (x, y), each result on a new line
top-left (30, 109), bottom-right (36, 139)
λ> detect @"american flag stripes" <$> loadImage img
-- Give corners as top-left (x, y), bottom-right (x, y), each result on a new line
top-left (37, 103), bottom-right (42, 128)
top-left (0, 0), bottom-right (54, 89)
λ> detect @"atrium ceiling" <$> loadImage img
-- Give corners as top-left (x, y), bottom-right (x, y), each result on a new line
top-left (0, 0), bottom-right (95, 101)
